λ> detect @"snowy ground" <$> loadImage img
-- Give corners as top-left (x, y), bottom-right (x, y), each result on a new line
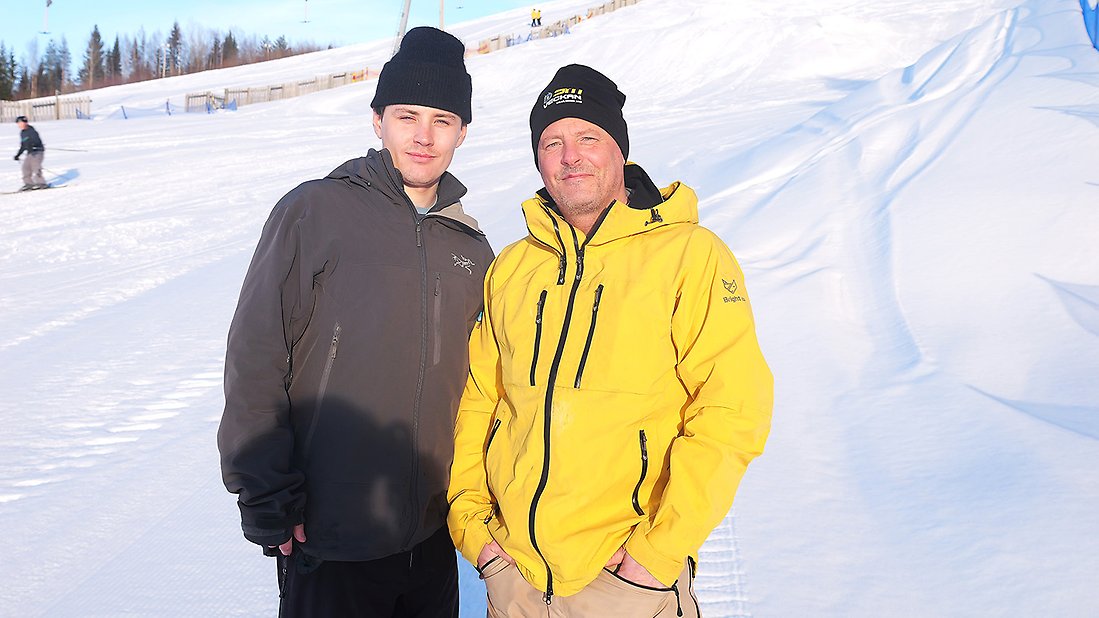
top-left (2, 0), bottom-right (1098, 616)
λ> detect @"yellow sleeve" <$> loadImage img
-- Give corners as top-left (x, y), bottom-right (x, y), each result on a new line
top-left (446, 263), bottom-right (503, 567)
top-left (625, 230), bottom-right (774, 586)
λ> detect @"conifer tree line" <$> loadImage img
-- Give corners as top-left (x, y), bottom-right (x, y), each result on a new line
top-left (1, 21), bottom-right (327, 100)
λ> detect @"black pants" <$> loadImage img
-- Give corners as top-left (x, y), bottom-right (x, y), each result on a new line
top-left (278, 526), bottom-right (459, 617)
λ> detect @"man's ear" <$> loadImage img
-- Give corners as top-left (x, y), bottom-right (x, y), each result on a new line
top-left (455, 123), bottom-right (468, 148)
top-left (372, 109), bottom-right (384, 140)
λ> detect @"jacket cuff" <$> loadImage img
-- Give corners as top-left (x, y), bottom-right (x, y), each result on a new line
top-left (456, 518), bottom-right (494, 567)
top-left (242, 522), bottom-right (292, 548)
top-left (624, 527), bottom-right (686, 588)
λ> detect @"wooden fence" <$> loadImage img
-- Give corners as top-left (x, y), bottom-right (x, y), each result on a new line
top-left (478, 0), bottom-right (641, 53)
top-left (1, 97), bottom-right (93, 122)
top-left (186, 68), bottom-right (373, 113)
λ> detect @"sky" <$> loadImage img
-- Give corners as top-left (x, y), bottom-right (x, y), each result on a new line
top-left (0, 0), bottom-right (541, 60)
top-left (2, 0), bottom-right (1098, 615)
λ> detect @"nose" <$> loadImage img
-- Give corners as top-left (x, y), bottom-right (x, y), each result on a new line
top-left (414, 119), bottom-right (434, 147)
top-left (559, 140), bottom-right (582, 166)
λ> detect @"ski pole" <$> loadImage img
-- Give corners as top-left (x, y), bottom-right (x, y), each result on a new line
top-left (50, 147), bottom-right (88, 152)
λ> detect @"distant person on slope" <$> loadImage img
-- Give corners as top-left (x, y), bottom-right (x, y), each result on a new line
top-left (531, 8), bottom-right (542, 27)
top-left (447, 64), bottom-right (774, 616)
top-left (218, 26), bottom-right (493, 617)
top-left (13, 116), bottom-right (47, 191)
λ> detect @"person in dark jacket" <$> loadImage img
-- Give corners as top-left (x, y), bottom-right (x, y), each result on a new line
top-left (13, 116), bottom-right (47, 190)
top-left (218, 26), bottom-right (493, 617)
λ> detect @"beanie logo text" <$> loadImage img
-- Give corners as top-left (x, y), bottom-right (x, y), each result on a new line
top-left (543, 87), bottom-right (584, 108)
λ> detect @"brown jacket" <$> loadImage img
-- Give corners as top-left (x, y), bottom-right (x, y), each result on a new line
top-left (218, 149), bottom-right (493, 560)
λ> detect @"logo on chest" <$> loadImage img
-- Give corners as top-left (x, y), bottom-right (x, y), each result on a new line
top-left (453, 253), bottom-right (475, 275)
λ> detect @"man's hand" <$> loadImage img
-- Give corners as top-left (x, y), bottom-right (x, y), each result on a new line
top-left (605, 547), bottom-right (663, 588)
top-left (477, 540), bottom-right (515, 570)
top-left (271, 523), bottom-right (306, 556)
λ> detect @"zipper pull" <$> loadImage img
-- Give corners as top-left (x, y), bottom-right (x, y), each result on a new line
top-left (575, 250), bottom-right (585, 281)
top-left (416, 223), bottom-right (423, 247)
top-left (544, 581), bottom-right (554, 605)
top-left (557, 255), bottom-right (566, 285)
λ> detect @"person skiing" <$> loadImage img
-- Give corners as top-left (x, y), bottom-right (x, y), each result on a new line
top-left (13, 116), bottom-right (47, 191)
top-left (218, 26), bottom-right (493, 617)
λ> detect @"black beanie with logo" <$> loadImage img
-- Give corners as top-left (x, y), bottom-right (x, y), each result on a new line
top-left (371, 26), bottom-right (472, 124)
top-left (529, 64), bottom-right (628, 167)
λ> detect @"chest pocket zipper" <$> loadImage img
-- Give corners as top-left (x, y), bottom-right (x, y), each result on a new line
top-left (573, 284), bottom-right (604, 389)
top-left (529, 290), bottom-right (547, 386)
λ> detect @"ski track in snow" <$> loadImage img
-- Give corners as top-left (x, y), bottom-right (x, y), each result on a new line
top-left (2, 0), bottom-right (1098, 615)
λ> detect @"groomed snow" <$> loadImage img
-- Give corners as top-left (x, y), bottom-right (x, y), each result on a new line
top-left (2, 0), bottom-right (1097, 615)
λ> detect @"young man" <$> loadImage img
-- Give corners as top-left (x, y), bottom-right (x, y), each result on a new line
top-left (218, 27), bottom-right (493, 617)
top-left (448, 64), bottom-right (774, 617)
top-left (13, 116), bottom-right (47, 190)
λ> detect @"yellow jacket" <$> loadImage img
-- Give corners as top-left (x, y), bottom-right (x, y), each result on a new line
top-left (448, 164), bottom-right (773, 598)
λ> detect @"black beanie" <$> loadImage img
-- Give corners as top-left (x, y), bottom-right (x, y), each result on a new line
top-left (372, 27), bottom-right (472, 124)
top-left (529, 64), bottom-right (628, 167)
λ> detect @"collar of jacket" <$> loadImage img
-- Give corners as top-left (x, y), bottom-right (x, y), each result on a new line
top-left (523, 162), bottom-right (698, 250)
top-left (325, 148), bottom-right (484, 235)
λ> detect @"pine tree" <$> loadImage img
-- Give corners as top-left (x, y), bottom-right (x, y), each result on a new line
top-left (222, 31), bottom-right (239, 67)
top-left (167, 21), bottom-right (183, 76)
top-left (59, 37), bottom-right (72, 92)
top-left (79, 25), bottom-right (106, 90)
top-left (0, 44), bottom-right (14, 100)
top-left (38, 40), bottom-right (60, 94)
top-left (15, 64), bottom-right (31, 99)
top-left (209, 36), bottom-right (222, 69)
top-left (275, 35), bottom-right (291, 58)
top-left (108, 36), bottom-right (122, 84)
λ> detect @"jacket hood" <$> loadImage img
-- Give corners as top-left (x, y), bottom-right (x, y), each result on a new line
top-left (326, 148), bottom-right (483, 234)
top-left (524, 162), bottom-right (697, 248)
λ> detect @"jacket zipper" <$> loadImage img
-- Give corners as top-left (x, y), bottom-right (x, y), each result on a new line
top-left (529, 225), bottom-right (590, 605)
top-left (631, 429), bottom-right (649, 516)
top-left (526, 205), bottom-right (612, 604)
top-left (402, 219), bottom-right (429, 550)
top-left (573, 284), bottom-right (604, 388)
top-left (546, 210), bottom-right (567, 285)
top-left (529, 290), bottom-right (547, 386)
top-left (301, 322), bottom-right (341, 458)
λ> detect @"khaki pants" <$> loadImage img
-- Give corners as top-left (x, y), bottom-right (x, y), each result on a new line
top-left (22, 151), bottom-right (45, 187)
top-left (479, 559), bottom-right (700, 618)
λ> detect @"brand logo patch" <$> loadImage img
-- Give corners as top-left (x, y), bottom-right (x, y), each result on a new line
top-left (543, 87), bottom-right (584, 108)
top-left (453, 253), bottom-right (475, 275)
top-left (722, 278), bottom-right (746, 303)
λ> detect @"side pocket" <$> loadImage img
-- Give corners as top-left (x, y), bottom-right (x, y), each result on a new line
top-left (486, 418), bottom-right (502, 451)
top-left (301, 322), bottom-right (341, 459)
top-left (631, 429), bottom-right (648, 516)
top-left (529, 290), bottom-right (547, 386)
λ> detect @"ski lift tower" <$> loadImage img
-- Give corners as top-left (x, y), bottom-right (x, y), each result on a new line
top-left (391, 0), bottom-right (446, 56)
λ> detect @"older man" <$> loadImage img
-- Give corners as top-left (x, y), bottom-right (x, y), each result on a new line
top-left (447, 64), bottom-right (774, 617)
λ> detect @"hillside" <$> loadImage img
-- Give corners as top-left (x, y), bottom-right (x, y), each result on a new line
top-left (2, 0), bottom-right (1097, 615)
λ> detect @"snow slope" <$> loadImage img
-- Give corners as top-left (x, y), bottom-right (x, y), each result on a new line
top-left (2, 0), bottom-right (1097, 615)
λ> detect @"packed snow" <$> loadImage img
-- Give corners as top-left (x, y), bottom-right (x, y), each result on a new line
top-left (2, 0), bottom-right (1097, 615)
